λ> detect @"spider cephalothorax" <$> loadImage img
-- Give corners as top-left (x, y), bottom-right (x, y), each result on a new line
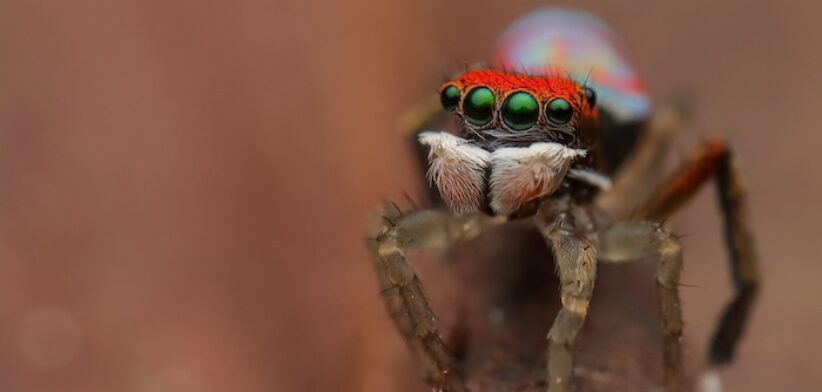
top-left (421, 70), bottom-right (604, 216)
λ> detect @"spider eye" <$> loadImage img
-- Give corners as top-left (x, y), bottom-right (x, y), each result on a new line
top-left (547, 98), bottom-right (573, 124)
top-left (440, 85), bottom-right (460, 111)
top-left (463, 86), bottom-right (495, 126)
top-left (502, 92), bottom-right (539, 131)
top-left (583, 87), bottom-right (597, 107)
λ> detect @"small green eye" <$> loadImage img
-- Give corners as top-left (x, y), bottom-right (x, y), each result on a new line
top-left (547, 98), bottom-right (573, 124)
top-left (440, 85), bottom-right (460, 111)
top-left (463, 86), bottom-right (495, 126)
top-left (502, 92), bottom-right (539, 131)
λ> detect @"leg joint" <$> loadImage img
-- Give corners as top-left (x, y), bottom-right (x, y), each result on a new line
top-left (547, 308), bottom-right (586, 345)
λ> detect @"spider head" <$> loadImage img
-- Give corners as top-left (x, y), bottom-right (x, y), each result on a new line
top-left (440, 70), bottom-right (598, 150)
top-left (422, 70), bottom-right (605, 216)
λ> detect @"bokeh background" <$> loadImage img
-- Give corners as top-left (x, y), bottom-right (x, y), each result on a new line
top-left (0, 1), bottom-right (820, 391)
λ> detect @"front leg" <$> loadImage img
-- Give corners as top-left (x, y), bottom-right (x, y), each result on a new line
top-left (536, 205), bottom-right (598, 392)
top-left (368, 207), bottom-right (500, 391)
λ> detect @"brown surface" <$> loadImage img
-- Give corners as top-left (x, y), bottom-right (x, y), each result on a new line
top-left (0, 1), bottom-right (820, 391)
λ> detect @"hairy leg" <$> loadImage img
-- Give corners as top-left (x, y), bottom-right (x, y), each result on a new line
top-left (368, 207), bottom-right (500, 391)
top-left (639, 140), bottom-right (760, 372)
top-left (536, 203), bottom-right (598, 392)
top-left (598, 221), bottom-right (686, 391)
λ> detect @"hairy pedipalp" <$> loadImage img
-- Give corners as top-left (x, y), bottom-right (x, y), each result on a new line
top-left (489, 143), bottom-right (586, 215)
top-left (419, 131), bottom-right (490, 213)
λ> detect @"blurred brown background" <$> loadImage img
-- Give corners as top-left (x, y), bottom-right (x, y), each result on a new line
top-left (0, 0), bottom-right (819, 391)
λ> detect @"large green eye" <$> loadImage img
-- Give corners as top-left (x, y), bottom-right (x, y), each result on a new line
top-left (547, 98), bottom-right (573, 124)
top-left (463, 86), bottom-right (495, 126)
top-left (440, 85), bottom-right (460, 111)
top-left (502, 92), bottom-right (539, 131)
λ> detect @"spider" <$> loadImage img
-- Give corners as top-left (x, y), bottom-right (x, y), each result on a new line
top-left (367, 9), bottom-right (759, 392)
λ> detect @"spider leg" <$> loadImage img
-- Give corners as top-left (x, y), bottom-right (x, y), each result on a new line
top-left (596, 106), bottom-right (686, 219)
top-left (536, 205), bottom-right (598, 392)
top-left (368, 207), bottom-right (500, 392)
top-left (638, 140), bottom-right (760, 372)
top-left (597, 139), bottom-right (759, 390)
top-left (598, 222), bottom-right (686, 391)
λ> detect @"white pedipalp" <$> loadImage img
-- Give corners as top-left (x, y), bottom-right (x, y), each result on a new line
top-left (488, 143), bottom-right (586, 215)
top-left (419, 132), bottom-right (587, 216)
top-left (419, 131), bottom-right (490, 214)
